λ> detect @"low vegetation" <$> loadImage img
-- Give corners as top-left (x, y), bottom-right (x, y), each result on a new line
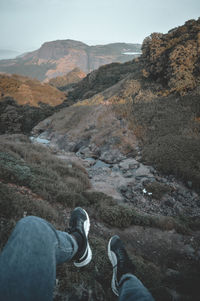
top-left (130, 94), bottom-right (200, 191)
top-left (67, 61), bottom-right (141, 102)
top-left (0, 134), bottom-right (200, 300)
top-left (0, 135), bottom-right (90, 201)
top-left (141, 18), bottom-right (200, 95)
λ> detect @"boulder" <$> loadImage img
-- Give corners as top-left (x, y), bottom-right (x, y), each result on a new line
top-left (119, 158), bottom-right (139, 171)
top-left (100, 149), bottom-right (125, 164)
top-left (134, 164), bottom-right (154, 178)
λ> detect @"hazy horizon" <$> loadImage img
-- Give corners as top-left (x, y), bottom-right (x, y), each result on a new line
top-left (0, 0), bottom-right (200, 54)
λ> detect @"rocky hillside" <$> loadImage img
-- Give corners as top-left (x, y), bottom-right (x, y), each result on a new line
top-left (0, 73), bottom-right (69, 134)
top-left (61, 19), bottom-right (200, 192)
top-left (141, 19), bottom-right (200, 95)
top-left (0, 97), bottom-right (59, 134)
top-left (67, 18), bottom-right (200, 102)
top-left (0, 40), bottom-right (141, 81)
top-left (48, 67), bottom-right (86, 90)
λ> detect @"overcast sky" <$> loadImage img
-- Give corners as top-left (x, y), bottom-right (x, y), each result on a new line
top-left (0, 0), bottom-right (200, 53)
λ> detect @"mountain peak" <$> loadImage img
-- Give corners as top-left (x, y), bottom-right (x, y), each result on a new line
top-left (0, 40), bottom-right (141, 81)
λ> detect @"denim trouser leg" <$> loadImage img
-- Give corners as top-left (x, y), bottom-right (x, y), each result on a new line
top-left (0, 216), bottom-right (78, 301)
top-left (119, 273), bottom-right (155, 301)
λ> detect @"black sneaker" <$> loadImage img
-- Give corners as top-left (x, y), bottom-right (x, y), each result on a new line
top-left (68, 207), bottom-right (92, 267)
top-left (108, 235), bottom-right (135, 296)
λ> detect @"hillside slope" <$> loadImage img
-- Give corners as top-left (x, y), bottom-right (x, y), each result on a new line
top-left (0, 73), bottom-right (65, 106)
top-left (48, 67), bottom-right (86, 90)
top-left (57, 18), bottom-right (200, 191)
top-left (0, 73), bottom-right (68, 134)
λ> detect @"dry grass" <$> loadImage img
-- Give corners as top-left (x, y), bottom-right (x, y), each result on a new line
top-left (0, 135), bottom-right (90, 202)
top-left (0, 134), bottom-right (91, 257)
top-left (0, 74), bottom-right (65, 106)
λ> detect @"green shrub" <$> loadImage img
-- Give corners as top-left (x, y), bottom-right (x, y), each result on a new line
top-left (144, 181), bottom-right (172, 199)
top-left (0, 182), bottom-right (61, 249)
top-left (143, 135), bottom-right (200, 190)
top-left (130, 94), bottom-right (200, 191)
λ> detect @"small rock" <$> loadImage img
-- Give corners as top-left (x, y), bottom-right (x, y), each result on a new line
top-left (134, 164), bottom-right (152, 178)
top-left (184, 244), bottom-right (195, 259)
top-left (174, 204), bottom-right (184, 215)
top-left (83, 158), bottom-right (96, 167)
top-left (125, 191), bottom-right (133, 199)
top-left (119, 185), bottom-right (128, 193)
top-left (148, 166), bottom-right (156, 174)
top-left (93, 160), bottom-right (110, 168)
top-left (100, 149), bottom-right (125, 164)
top-left (32, 137), bottom-right (50, 144)
top-left (119, 158), bottom-right (139, 170)
top-left (124, 171), bottom-right (134, 178)
top-left (72, 139), bottom-right (89, 153)
top-left (160, 178), bottom-right (168, 183)
top-left (177, 195), bottom-right (184, 202)
top-left (112, 165), bottom-right (120, 172)
top-left (165, 268), bottom-right (180, 278)
top-left (164, 199), bottom-right (174, 207)
top-left (187, 181), bottom-right (193, 188)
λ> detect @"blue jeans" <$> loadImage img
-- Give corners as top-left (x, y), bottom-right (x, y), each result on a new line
top-left (119, 274), bottom-right (154, 301)
top-left (0, 216), bottom-right (154, 301)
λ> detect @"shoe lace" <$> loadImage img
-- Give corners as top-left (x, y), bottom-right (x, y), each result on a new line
top-left (118, 246), bottom-right (128, 268)
top-left (117, 245), bottom-right (135, 281)
top-left (68, 217), bottom-right (82, 235)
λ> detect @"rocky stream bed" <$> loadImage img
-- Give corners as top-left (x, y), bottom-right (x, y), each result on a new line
top-left (31, 135), bottom-right (200, 219)
top-left (29, 129), bottom-right (200, 301)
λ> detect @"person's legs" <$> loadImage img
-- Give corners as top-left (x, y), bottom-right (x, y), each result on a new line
top-left (0, 208), bottom-right (92, 301)
top-left (108, 235), bottom-right (155, 301)
top-left (119, 274), bottom-right (154, 301)
top-left (0, 216), bottom-right (77, 301)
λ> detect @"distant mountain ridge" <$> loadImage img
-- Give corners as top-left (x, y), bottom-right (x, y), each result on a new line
top-left (0, 40), bottom-right (141, 81)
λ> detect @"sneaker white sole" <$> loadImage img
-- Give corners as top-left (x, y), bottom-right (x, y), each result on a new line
top-left (108, 237), bottom-right (119, 296)
top-left (74, 209), bottom-right (92, 267)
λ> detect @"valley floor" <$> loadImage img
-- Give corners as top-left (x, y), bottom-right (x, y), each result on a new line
top-left (29, 100), bottom-right (200, 301)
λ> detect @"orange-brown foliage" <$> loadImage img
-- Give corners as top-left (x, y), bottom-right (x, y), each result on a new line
top-left (0, 74), bottom-right (65, 106)
top-left (141, 18), bottom-right (200, 95)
